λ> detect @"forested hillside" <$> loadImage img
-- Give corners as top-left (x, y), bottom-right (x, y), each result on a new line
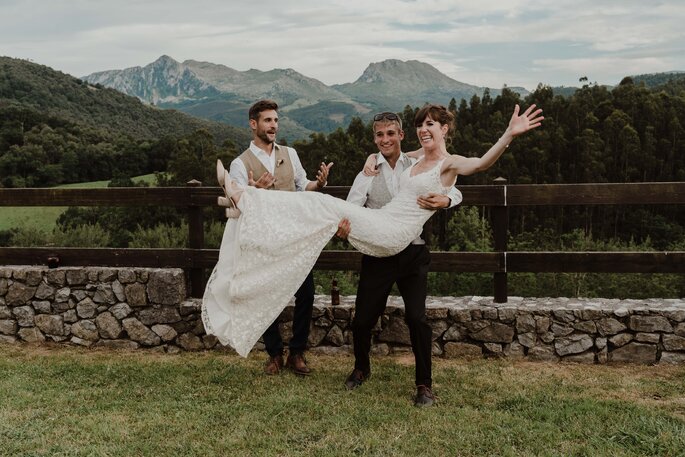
top-left (0, 57), bottom-right (250, 186)
top-left (298, 78), bottom-right (685, 185)
top-left (630, 71), bottom-right (685, 89)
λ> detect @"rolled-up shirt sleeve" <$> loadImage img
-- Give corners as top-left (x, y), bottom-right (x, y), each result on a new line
top-left (446, 186), bottom-right (463, 208)
top-left (229, 158), bottom-right (249, 186)
top-left (346, 172), bottom-right (373, 207)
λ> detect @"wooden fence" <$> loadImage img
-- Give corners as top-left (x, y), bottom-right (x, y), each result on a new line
top-left (1, 180), bottom-right (684, 302)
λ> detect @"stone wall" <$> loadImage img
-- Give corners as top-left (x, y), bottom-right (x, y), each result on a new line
top-left (1, 267), bottom-right (685, 364)
top-left (0, 266), bottom-right (201, 351)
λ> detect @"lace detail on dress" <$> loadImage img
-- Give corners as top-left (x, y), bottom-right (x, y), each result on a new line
top-left (202, 158), bottom-right (450, 356)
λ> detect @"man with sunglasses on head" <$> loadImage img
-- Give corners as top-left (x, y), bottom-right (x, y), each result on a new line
top-left (336, 111), bottom-right (462, 407)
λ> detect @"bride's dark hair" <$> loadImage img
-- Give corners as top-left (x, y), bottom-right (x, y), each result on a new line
top-left (413, 104), bottom-right (455, 135)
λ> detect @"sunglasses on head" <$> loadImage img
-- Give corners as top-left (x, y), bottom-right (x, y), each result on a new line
top-left (373, 112), bottom-right (402, 128)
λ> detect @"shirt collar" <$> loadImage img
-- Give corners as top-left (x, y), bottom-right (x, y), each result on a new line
top-left (376, 151), bottom-right (412, 170)
top-left (250, 141), bottom-right (280, 156)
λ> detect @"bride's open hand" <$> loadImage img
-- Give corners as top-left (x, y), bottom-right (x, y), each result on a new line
top-left (363, 154), bottom-right (380, 176)
top-left (508, 104), bottom-right (544, 137)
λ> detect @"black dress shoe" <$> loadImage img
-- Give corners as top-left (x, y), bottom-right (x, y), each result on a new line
top-left (414, 385), bottom-right (435, 407)
top-left (344, 368), bottom-right (370, 390)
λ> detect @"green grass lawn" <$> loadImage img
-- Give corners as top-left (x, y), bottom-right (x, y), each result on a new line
top-left (1, 345), bottom-right (684, 457)
top-left (0, 174), bottom-right (158, 232)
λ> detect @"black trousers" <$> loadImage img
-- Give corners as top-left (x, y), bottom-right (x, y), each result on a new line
top-left (262, 270), bottom-right (314, 357)
top-left (352, 244), bottom-right (432, 387)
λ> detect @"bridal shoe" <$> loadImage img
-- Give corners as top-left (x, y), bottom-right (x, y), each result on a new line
top-left (216, 160), bottom-right (241, 218)
top-left (225, 207), bottom-right (240, 218)
top-left (216, 158), bottom-right (227, 186)
top-left (217, 197), bottom-right (241, 218)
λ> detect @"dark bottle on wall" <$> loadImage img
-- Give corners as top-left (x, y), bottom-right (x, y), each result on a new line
top-left (331, 279), bottom-right (340, 306)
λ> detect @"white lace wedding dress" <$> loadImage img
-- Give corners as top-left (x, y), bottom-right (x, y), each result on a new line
top-left (202, 158), bottom-right (453, 356)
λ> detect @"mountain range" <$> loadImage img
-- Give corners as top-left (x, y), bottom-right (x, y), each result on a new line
top-left (83, 56), bottom-right (529, 141)
top-left (81, 56), bottom-right (685, 143)
top-left (0, 56), bottom-right (251, 146)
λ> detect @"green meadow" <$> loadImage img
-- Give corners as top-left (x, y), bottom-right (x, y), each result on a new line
top-left (0, 174), bottom-right (157, 233)
top-left (1, 346), bottom-right (684, 457)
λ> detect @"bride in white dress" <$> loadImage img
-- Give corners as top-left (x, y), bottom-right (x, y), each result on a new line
top-left (202, 103), bottom-right (544, 356)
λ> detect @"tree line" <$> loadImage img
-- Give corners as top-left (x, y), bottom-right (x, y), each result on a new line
top-left (296, 77), bottom-right (685, 250)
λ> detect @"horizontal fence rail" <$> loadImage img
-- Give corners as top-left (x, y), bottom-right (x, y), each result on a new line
top-left (2, 248), bottom-right (682, 274)
top-left (1, 181), bottom-right (684, 301)
top-left (0, 247), bottom-right (501, 272)
top-left (3, 182), bottom-right (685, 207)
top-left (0, 186), bottom-right (506, 207)
top-left (506, 182), bottom-right (685, 206)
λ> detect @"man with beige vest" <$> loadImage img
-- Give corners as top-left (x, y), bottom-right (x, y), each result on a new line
top-left (229, 99), bottom-right (332, 375)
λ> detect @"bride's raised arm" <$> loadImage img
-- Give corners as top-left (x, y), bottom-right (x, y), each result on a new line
top-left (441, 104), bottom-right (544, 181)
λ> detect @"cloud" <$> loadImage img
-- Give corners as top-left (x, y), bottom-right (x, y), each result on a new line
top-left (0, 0), bottom-right (683, 88)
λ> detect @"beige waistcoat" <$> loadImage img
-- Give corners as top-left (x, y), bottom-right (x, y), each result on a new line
top-left (238, 144), bottom-right (296, 192)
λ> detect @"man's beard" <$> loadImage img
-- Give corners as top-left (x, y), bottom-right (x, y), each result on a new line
top-left (257, 130), bottom-right (276, 144)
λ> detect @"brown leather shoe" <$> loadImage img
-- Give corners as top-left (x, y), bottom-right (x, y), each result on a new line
top-left (285, 352), bottom-right (311, 376)
top-left (264, 354), bottom-right (284, 375)
top-left (414, 385), bottom-right (435, 407)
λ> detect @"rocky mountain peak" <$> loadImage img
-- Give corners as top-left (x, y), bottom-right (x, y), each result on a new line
top-left (82, 55), bottom-right (217, 105)
top-left (358, 59), bottom-right (404, 83)
top-left (151, 55), bottom-right (180, 67)
top-left (146, 55), bottom-right (186, 79)
top-left (355, 59), bottom-right (456, 87)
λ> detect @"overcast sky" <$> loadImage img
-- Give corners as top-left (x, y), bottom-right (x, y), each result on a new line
top-left (1, 0), bottom-right (684, 90)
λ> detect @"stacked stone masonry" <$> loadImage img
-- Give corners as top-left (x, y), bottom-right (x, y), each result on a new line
top-left (1, 267), bottom-right (684, 364)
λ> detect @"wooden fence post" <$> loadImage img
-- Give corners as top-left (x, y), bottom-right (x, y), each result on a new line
top-left (186, 179), bottom-right (204, 298)
top-left (492, 177), bottom-right (508, 303)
